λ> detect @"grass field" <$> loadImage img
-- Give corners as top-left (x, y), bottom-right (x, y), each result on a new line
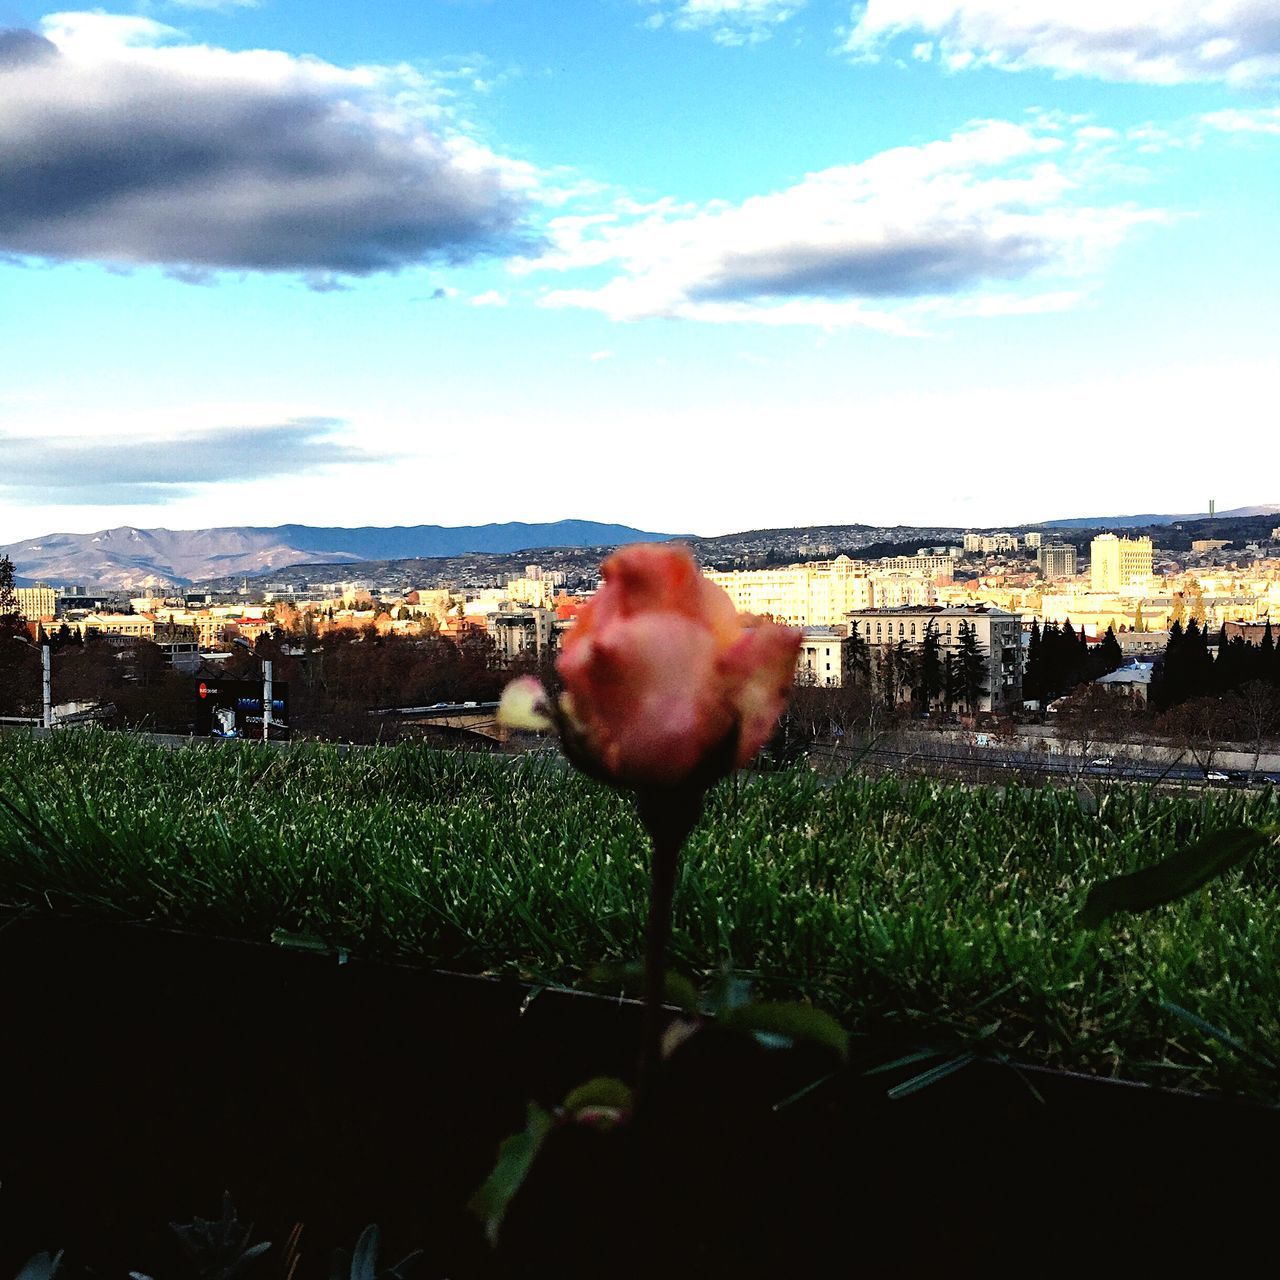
top-left (2, 730), bottom-right (1278, 1099)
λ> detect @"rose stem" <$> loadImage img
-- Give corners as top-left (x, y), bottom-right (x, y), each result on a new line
top-left (638, 823), bottom-right (680, 1103)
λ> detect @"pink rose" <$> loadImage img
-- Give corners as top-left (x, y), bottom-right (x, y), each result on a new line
top-left (499, 544), bottom-right (802, 789)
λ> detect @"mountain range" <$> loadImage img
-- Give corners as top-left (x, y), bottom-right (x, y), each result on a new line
top-left (6, 504), bottom-right (1279, 590)
top-left (1041, 504), bottom-right (1280, 529)
top-left (2, 521), bottom-right (678, 589)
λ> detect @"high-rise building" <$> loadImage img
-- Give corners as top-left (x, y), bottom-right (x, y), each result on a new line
top-left (1090, 534), bottom-right (1153, 593)
top-left (15, 584), bottom-right (58, 621)
top-left (1037, 543), bottom-right (1077, 580)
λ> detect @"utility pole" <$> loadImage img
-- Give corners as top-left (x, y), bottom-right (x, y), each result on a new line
top-left (262, 658), bottom-right (273, 743)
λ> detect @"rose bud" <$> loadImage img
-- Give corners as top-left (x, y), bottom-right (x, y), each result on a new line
top-left (499, 544), bottom-right (802, 791)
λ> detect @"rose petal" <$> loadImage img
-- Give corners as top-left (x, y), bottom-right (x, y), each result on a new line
top-left (719, 623), bottom-right (804, 767)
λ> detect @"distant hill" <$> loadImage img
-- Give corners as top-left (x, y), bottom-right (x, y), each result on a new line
top-left (1, 520), bottom-right (680, 590)
top-left (1041, 504), bottom-right (1280, 529)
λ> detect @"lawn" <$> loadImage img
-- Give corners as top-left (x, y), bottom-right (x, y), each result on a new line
top-left (2, 730), bottom-right (1278, 1099)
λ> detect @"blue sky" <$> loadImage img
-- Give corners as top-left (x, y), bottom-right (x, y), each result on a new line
top-left (1, 0), bottom-right (1277, 543)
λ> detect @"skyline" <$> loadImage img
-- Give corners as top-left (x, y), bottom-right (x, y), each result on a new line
top-left (2, 0), bottom-right (1278, 544)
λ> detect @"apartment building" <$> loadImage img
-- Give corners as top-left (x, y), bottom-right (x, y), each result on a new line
top-left (490, 606), bottom-right (569, 663)
top-left (703, 557), bottom-right (874, 627)
top-left (14, 585), bottom-right (57, 621)
top-left (1090, 534), bottom-right (1153, 593)
top-left (1037, 543), bottom-right (1077, 580)
top-left (845, 604), bottom-right (1024, 712)
top-left (963, 533), bottom-right (1020, 555)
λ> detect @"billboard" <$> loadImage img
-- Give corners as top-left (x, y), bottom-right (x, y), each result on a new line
top-left (195, 678), bottom-right (290, 740)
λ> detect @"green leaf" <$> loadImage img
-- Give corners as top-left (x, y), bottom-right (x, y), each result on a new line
top-left (562, 1076), bottom-right (634, 1115)
top-left (270, 928), bottom-right (333, 953)
top-left (584, 962), bottom-right (699, 1013)
top-left (703, 969), bottom-right (754, 1016)
top-left (16, 1252), bottom-right (63, 1280)
top-left (887, 1052), bottom-right (978, 1100)
top-left (468, 1103), bottom-right (553, 1247)
top-left (349, 1225), bottom-right (379, 1280)
top-left (719, 1001), bottom-right (849, 1062)
top-left (1081, 825), bottom-right (1274, 928)
top-left (1160, 1001), bottom-right (1277, 1070)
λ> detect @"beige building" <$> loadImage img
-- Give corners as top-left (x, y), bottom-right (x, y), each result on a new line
top-left (797, 626), bottom-right (857, 687)
top-left (877, 553), bottom-right (956, 581)
top-left (1090, 534), bottom-right (1153, 593)
top-left (74, 612), bottom-right (157, 640)
top-left (870, 573), bottom-right (937, 608)
top-left (15, 584), bottom-right (57, 621)
top-left (963, 533), bottom-right (1019, 555)
top-left (704, 556), bottom-right (874, 627)
top-left (504, 576), bottom-right (557, 608)
top-left (846, 605), bottom-right (1024, 712)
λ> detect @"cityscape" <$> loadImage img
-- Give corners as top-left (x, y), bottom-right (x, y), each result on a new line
top-left (5, 511), bottom-right (1279, 719)
top-left (3, 0), bottom-right (1280, 1271)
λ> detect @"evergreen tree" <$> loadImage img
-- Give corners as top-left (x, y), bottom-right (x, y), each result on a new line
top-left (0, 555), bottom-right (19, 631)
top-left (1151, 619), bottom-right (1185, 710)
top-left (1184, 619), bottom-right (1214, 697)
top-left (942, 651), bottom-right (959, 715)
top-left (1098, 624), bottom-right (1123, 675)
top-left (919, 622), bottom-right (943, 710)
top-left (957, 620), bottom-right (987, 713)
top-left (1025, 618), bottom-right (1043, 703)
top-left (848, 621), bottom-right (870, 688)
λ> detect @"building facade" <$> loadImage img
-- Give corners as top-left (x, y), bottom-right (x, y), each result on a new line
top-left (14, 585), bottom-right (58, 621)
top-left (796, 625), bottom-right (856, 687)
top-left (1037, 543), bottom-right (1077, 580)
top-left (845, 604), bottom-right (1024, 713)
top-left (490, 606), bottom-right (562, 663)
top-left (1090, 534), bottom-right (1153, 593)
top-left (703, 557), bottom-right (874, 627)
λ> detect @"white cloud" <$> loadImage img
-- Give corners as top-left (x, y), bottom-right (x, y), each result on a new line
top-left (161, 0), bottom-right (259, 10)
top-left (469, 289), bottom-right (510, 306)
top-left (844, 1), bottom-right (1280, 85)
top-left (520, 118), bottom-right (1164, 330)
top-left (0, 11), bottom-right (537, 276)
top-left (589, 349), bottom-right (616, 361)
top-left (1201, 106), bottom-right (1280, 135)
top-left (644, 0), bottom-right (804, 46)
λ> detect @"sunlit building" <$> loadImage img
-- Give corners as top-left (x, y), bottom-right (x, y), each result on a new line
top-left (1089, 534), bottom-right (1153, 593)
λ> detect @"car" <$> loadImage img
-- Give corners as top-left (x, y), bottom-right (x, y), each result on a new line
top-left (1206, 771), bottom-right (1229, 782)
top-left (1089, 757), bottom-right (1114, 767)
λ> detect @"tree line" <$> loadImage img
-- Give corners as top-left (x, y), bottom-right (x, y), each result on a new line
top-left (1023, 620), bottom-right (1123, 705)
top-left (1151, 619), bottom-right (1278, 711)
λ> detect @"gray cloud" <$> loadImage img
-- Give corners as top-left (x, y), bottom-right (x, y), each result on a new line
top-left (1, 417), bottom-right (382, 503)
top-left (690, 229), bottom-right (1052, 301)
top-left (0, 19), bottom-right (536, 277)
top-left (0, 28), bottom-right (57, 67)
